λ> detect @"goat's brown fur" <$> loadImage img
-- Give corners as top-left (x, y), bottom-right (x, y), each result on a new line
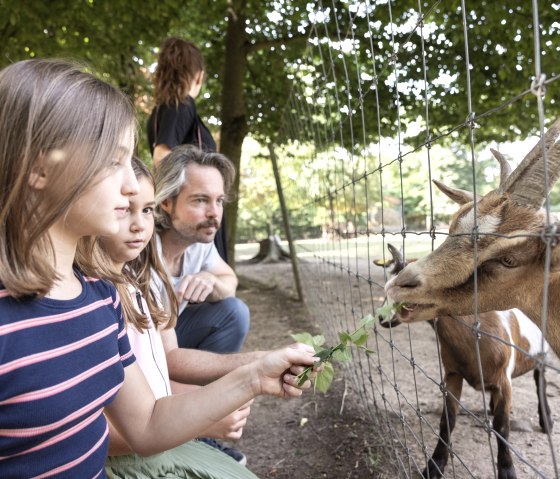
top-left (378, 248), bottom-right (551, 479)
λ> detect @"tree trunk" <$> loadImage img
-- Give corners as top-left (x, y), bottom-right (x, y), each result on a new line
top-left (220, 3), bottom-right (249, 267)
top-left (245, 235), bottom-right (292, 264)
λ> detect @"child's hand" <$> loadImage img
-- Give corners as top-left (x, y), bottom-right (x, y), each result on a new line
top-left (200, 400), bottom-right (253, 440)
top-left (252, 345), bottom-right (319, 398)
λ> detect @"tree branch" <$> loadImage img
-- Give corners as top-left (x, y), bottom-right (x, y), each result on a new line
top-left (245, 32), bottom-right (308, 54)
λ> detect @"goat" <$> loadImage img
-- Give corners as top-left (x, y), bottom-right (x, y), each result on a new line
top-left (376, 244), bottom-right (552, 479)
top-left (385, 119), bottom-right (560, 357)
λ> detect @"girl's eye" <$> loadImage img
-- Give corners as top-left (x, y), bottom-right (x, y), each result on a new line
top-left (143, 207), bottom-right (154, 215)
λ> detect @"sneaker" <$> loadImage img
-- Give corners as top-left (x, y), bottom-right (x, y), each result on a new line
top-left (198, 437), bottom-right (247, 466)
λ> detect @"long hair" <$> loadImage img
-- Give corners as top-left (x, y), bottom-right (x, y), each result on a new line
top-left (0, 59), bottom-right (136, 297)
top-left (77, 158), bottom-right (178, 331)
top-left (123, 159), bottom-right (178, 330)
top-left (153, 37), bottom-right (205, 107)
top-left (154, 145), bottom-right (236, 232)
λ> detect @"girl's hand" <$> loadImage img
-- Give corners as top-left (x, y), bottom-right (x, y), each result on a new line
top-left (199, 400), bottom-right (253, 441)
top-left (252, 345), bottom-right (319, 398)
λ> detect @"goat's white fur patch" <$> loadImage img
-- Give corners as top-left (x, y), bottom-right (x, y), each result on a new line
top-left (457, 209), bottom-right (501, 235)
top-left (498, 311), bottom-right (516, 383)
top-left (512, 308), bottom-right (549, 356)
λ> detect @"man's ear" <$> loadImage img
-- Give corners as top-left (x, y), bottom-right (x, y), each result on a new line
top-left (160, 198), bottom-right (173, 214)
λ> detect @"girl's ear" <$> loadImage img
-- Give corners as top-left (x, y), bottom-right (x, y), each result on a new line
top-left (28, 150), bottom-right (65, 190)
top-left (28, 161), bottom-right (48, 190)
top-left (194, 70), bottom-right (205, 86)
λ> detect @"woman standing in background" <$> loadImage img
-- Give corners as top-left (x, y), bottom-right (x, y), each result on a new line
top-left (147, 37), bottom-right (227, 262)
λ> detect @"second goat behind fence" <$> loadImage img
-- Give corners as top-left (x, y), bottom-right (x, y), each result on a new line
top-left (375, 244), bottom-right (553, 479)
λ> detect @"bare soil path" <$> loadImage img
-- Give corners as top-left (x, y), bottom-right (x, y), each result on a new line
top-left (231, 262), bottom-right (397, 479)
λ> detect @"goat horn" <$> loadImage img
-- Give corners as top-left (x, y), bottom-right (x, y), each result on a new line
top-left (387, 243), bottom-right (407, 274)
top-left (490, 148), bottom-right (512, 190)
top-left (501, 118), bottom-right (560, 207)
top-left (433, 179), bottom-right (475, 205)
top-left (387, 243), bottom-right (404, 264)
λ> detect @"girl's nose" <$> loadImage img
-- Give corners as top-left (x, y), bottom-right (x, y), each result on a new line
top-left (123, 164), bottom-right (139, 197)
top-left (129, 215), bottom-right (144, 232)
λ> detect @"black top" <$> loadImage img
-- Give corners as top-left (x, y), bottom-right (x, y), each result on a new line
top-left (147, 98), bottom-right (216, 155)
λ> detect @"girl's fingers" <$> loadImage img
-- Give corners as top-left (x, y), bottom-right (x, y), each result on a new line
top-left (284, 373), bottom-right (311, 390)
top-left (282, 382), bottom-right (305, 397)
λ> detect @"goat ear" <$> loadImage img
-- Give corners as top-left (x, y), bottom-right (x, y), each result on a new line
top-left (433, 179), bottom-right (474, 205)
top-left (373, 258), bottom-right (394, 268)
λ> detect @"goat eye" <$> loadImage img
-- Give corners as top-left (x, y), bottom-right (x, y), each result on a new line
top-left (500, 256), bottom-right (517, 268)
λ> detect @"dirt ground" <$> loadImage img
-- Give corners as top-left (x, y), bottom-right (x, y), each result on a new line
top-left (227, 261), bottom-right (560, 479)
top-left (231, 262), bottom-right (398, 479)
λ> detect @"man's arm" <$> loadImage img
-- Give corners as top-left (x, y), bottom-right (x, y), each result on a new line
top-left (161, 327), bottom-right (266, 385)
top-left (175, 255), bottom-right (238, 304)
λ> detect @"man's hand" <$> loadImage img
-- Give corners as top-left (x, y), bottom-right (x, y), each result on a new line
top-left (175, 271), bottom-right (216, 303)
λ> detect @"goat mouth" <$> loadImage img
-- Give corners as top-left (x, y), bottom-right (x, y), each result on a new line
top-left (397, 303), bottom-right (434, 322)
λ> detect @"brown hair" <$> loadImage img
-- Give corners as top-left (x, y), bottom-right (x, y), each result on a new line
top-left (154, 145), bottom-right (236, 232)
top-left (77, 158), bottom-right (178, 331)
top-left (154, 37), bottom-right (205, 107)
top-left (0, 59), bottom-right (136, 298)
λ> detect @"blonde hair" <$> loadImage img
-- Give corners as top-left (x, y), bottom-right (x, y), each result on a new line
top-left (77, 158), bottom-right (178, 331)
top-left (0, 59), bottom-right (136, 297)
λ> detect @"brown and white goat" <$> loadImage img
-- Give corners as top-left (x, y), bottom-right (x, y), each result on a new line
top-left (385, 119), bottom-right (560, 357)
top-left (376, 244), bottom-right (552, 479)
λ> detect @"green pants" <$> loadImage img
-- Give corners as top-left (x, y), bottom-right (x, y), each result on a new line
top-left (105, 440), bottom-right (259, 479)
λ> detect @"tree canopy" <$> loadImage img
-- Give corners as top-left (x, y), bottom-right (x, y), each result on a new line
top-left (2, 0), bottom-right (558, 251)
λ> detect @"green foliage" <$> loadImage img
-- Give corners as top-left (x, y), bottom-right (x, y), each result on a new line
top-left (376, 302), bottom-right (405, 324)
top-left (2, 0), bottom-right (559, 240)
top-left (291, 315), bottom-right (376, 393)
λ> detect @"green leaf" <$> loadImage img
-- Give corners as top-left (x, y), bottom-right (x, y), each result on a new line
top-left (314, 362), bottom-right (334, 393)
top-left (291, 332), bottom-right (325, 350)
top-left (295, 366), bottom-right (313, 387)
top-left (338, 331), bottom-right (352, 345)
top-left (349, 329), bottom-right (368, 346)
top-left (332, 346), bottom-right (352, 362)
top-left (375, 303), bottom-right (405, 323)
top-left (314, 348), bottom-right (335, 361)
top-left (358, 315), bottom-right (376, 329)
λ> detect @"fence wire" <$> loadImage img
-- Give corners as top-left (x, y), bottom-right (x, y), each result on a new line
top-left (277, 1), bottom-right (560, 477)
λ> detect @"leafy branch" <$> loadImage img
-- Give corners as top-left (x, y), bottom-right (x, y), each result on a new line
top-left (291, 315), bottom-right (376, 393)
top-left (376, 301), bottom-right (405, 324)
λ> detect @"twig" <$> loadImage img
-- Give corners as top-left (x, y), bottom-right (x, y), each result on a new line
top-left (339, 378), bottom-right (348, 415)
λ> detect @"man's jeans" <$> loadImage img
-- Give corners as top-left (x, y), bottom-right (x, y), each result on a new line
top-left (175, 297), bottom-right (250, 353)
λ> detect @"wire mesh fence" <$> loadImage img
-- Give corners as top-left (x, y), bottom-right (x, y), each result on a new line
top-left (275, 1), bottom-right (560, 477)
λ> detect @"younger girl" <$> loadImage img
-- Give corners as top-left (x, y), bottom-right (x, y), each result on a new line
top-left (0, 58), bottom-right (317, 478)
top-left (88, 157), bottom-right (255, 478)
